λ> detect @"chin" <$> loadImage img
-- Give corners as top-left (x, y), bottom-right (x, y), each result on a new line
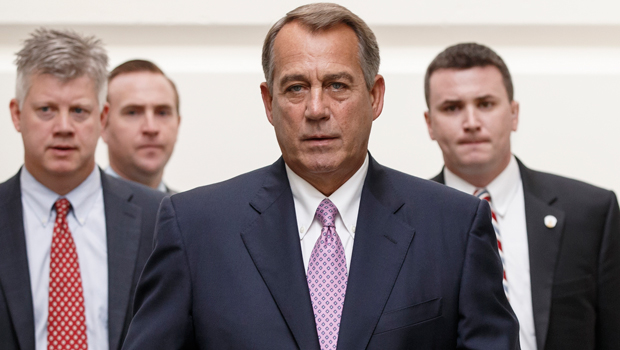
top-left (136, 163), bottom-right (164, 176)
top-left (45, 164), bottom-right (81, 177)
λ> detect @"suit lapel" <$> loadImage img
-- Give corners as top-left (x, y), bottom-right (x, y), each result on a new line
top-left (0, 172), bottom-right (36, 349)
top-left (101, 172), bottom-right (143, 350)
top-left (430, 169), bottom-right (445, 184)
top-left (518, 160), bottom-right (564, 350)
top-left (241, 159), bottom-right (320, 350)
top-left (337, 157), bottom-right (416, 349)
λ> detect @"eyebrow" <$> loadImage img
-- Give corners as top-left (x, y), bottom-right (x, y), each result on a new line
top-left (438, 94), bottom-right (497, 105)
top-left (121, 103), bottom-right (174, 110)
top-left (475, 94), bottom-right (496, 101)
top-left (279, 72), bottom-right (356, 88)
top-left (323, 72), bottom-right (354, 83)
top-left (279, 74), bottom-right (307, 88)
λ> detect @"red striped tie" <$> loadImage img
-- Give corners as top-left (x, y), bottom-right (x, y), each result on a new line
top-left (474, 189), bottom-right (509, 298)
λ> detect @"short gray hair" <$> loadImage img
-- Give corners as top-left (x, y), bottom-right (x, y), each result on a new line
top-left (262, 3), bottom-right (380, 92)
top-left (15, 28), bottom-right (108, 110)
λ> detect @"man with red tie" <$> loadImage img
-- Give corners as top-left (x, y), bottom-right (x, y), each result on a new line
top-left (123, 4), bottom-right (519, 349)
top-left (425, 42), bottom-right (620, 350)
top-left (0, 28), bottom-right (164, 349)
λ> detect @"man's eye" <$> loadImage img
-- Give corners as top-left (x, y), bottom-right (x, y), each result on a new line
top-left (74, 107), bottom-right (84, 114)
top-left (37, 106), bottom-right (55, 119)
top-left (443, 105), bottom-right (459, 112)
top-left (331, 82), bottom-right (344, 90)
top-left (479, 101), bottom-right (493, 109)
top-left (287, 85), bottom-right (303, 92)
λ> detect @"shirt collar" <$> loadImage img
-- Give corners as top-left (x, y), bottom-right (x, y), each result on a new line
top-left (105, 165), bottom-right (168, 193)
top-left (286, 154), bottom-right (369, 240)
top-left (21, 165), bottom-right (102, 227)
top-left (444, 155), bottom-right (521, 217)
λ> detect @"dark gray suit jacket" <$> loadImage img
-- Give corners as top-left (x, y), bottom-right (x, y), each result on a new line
top-left (0, 168), bottom-right (165, 350)
top-left (432, 159), bottom-right (620, 350)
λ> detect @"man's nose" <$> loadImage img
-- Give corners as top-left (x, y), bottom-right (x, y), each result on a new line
top-left (304, 87), bottom-right (330, 121)
top-left (142, 111), bottom-right (159, 134)
top-left (53, 110), bottom-right (74, 135)
top-left (463, 105), bottom-right (481, 131)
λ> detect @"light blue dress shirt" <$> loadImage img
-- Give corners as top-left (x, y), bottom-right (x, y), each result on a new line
top-left (21, 166), bottom-right (108, 350)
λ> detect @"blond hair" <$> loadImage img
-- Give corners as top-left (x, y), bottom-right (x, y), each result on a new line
top-left (15, 28), bottom-right (108, 109)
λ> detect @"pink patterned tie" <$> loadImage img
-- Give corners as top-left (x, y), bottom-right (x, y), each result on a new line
top-left (307, 199), bottom-right (348, 350)
top-left (474, 188), bottom-right (509, 298)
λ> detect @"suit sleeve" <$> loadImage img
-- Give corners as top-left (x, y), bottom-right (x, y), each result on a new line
top-left (122, 196), bottom-right (197, 349)
top-left (456, 200), bottom-right (520, 350)
top-left (596, 191), bottom-right (620, 350)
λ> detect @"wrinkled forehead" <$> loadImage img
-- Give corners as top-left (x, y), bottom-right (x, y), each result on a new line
top-left (271, 22), bottom-right (361, 76)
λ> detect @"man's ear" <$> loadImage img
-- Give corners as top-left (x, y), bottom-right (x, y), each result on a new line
top-left (369, 75), bottom-right (385, 121)
top-left (260, 82), bottom-right (275, 126)
top-left (9, 99), bottom-right (22, 132)
top-left (510, 100), bottom-right (519, 132)
top-left (424, 111), bottom-right (436, 140)
top-left (100, 102), bottom-right (110, 143)
top-left (100, 102), bottom-right (109, 128)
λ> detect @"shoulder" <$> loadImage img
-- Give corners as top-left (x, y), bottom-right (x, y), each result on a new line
top-left (520, 162), bottom-right (616, 206)
top-left (169, 164), bottom-right (273, 209)
top-left (0, 171), bottom-right (20, 199)
top-left (101, 171), bottom-right (166, 211)
top-left (372, 163), bottom-right (482, 224)
top-left (380, 164), bottom-right (478, 205)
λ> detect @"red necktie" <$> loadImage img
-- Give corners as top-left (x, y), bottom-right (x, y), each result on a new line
top-left (47, 198), bottom-right (88, 350)
top-left (474, 189), bottom-right (509, 298)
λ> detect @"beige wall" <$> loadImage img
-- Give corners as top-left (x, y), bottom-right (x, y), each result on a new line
top-left (1, 0), bottom-right (619, 193)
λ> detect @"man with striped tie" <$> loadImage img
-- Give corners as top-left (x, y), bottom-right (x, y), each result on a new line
top-left (425, 43), bottom-right (620, 350)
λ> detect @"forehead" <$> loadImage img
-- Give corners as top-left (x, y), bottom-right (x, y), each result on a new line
top-left (272, 21), bottom-right (362, 80)
top-left (428, 66), bottom-right (508, 102)
top-left (26, 74), bottom-right (98, 103)
top-left (108, 71), bottom-right (176, 105)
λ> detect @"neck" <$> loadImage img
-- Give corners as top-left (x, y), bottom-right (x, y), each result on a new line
top-left (109, 161), bottom-right (163, 189)
top-left (288, 157), bottom-right (365, 197)
top-left (447, 154), bottom-right (512, 189)
top-left (25, 162), bottom-right (95, 196)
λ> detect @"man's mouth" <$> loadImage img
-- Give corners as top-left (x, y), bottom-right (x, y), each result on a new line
top-left (49, 145), bottom-right (77, 155)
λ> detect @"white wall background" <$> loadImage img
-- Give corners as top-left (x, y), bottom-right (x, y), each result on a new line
top-left (1, 0), bottom-right (619, 194)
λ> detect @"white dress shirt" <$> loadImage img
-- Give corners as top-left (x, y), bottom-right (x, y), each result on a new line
top-left (444, 156), bottom-right (537, 350)
top-left (21, 166), bottom-right (109, 350)
top-left (105, 166), bottom-right (167, 193)
top-left (286, 154), bottom-right (369, 274)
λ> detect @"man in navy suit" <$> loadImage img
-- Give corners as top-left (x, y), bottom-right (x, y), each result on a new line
top-left (0, 28), bottom-right (164, 350)
top-left (123, 4), bottom-right (519, 349)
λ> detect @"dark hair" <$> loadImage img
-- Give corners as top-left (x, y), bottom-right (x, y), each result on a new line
top-left (108, 59), bottom-right (180, 114)
top-left (262, 2), bottom-right (380, 92)
top-left (424, 43), bottom-right (513, 107)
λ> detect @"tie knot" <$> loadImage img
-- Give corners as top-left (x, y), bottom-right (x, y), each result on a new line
top-left (55, 198), bottom-right (71, 218)
top-left (316, 198), bottom-right (338, 227)
top-left (474, 188), bottom-right (491, 203)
